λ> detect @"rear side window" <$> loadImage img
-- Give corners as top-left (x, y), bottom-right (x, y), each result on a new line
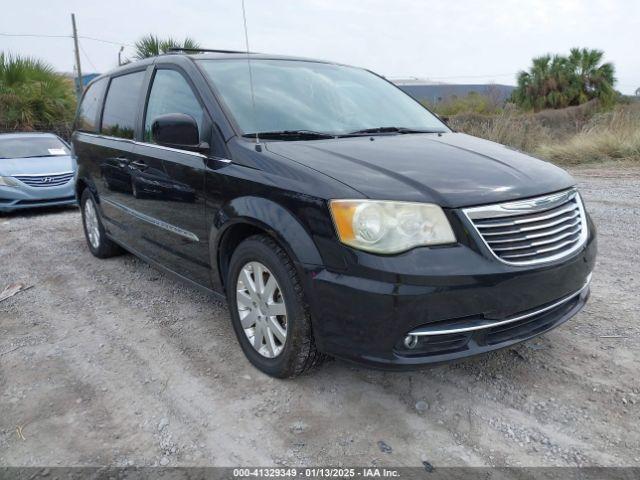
top-left (76, 78), bottom-right (107, 132)
top-left (101, 71), bottom-right (145, 139)
top-left (144, 69), bottom-right (204, 143)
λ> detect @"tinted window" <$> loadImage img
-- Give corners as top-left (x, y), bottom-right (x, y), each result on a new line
top-left (198, 59), bottom-right (448, 136)
top-left (144, 69), bottom-right (204, 142)
top-left (101, 71), bottom-right (145, 139)
top-left (76, 78), bottom-right (107, 132)
top-left (0, 136), bottom-right (70, 159)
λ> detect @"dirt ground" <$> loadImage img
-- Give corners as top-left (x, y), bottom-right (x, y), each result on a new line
top-left (1, 167), bottom-right (638, 468)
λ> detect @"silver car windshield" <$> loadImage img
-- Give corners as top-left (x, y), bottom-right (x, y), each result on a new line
top-left (197, 59), bottom-right (448, 136)
top-left (0, 137), bottom-right (70, 159)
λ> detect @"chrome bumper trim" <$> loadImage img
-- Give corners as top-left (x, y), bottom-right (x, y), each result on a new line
top-left (408, 274), bottom-right (591, 337)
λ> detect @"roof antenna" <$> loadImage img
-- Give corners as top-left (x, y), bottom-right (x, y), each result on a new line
top-left (242, 0), bottom-right (261, 151)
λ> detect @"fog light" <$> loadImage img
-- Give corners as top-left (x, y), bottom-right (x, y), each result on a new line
top-left (403, 335), bottom-right (419, 349)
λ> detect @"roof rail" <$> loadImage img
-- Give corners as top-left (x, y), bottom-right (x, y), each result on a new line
top-left (166, 47), bottom-right (255, 55)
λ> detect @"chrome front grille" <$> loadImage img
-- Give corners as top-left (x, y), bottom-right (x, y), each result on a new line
top-left (14, 172), bottom-right (74, 188)
top-left (464, 189), bottom-right (588, 266)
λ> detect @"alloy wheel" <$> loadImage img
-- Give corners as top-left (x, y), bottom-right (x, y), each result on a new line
top-left (236, 261), bottom-right (288, 358)
top-left (84, 199), bottom-right (101, 250)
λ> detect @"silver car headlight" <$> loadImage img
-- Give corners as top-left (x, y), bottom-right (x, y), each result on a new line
top-left (329, 199), bottom-right (456, 254)
top-left (0, 176), bottom-right (20, 187)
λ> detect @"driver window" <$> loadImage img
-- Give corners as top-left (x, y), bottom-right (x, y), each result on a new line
top-left (144, 69), bottom-right (205, 143)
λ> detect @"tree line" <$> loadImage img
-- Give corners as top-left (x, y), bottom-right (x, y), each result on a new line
top-left (0, 39), bottom-right (619, 132)
top-left (511, 48), bottom-right (616, 111)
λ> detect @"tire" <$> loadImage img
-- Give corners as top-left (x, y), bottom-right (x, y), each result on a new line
top-left (80, 189), bottom-right (123, 258)
top-left (226, 235), bottom-right (325, 378)
top-left (131, 180), bottom-right (142, 199)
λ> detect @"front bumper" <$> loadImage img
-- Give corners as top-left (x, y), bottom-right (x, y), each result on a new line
top-left (305, 216), bottom-right (597, 369)
top-left (0, 183), bottom-right (76, 212)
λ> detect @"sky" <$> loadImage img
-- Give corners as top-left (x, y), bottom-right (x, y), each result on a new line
top-left (1, 0), bottom-right (639, 94)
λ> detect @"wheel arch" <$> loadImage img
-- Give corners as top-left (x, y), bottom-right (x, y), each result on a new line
top-left (210, 196), bottom-right (323, 294)
top-left (75, 177), bottom-right (88, 202)
top-left (75, 174), bottom-right (99, 203)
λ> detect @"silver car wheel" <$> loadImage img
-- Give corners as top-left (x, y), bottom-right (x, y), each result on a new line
top-left (236, 261), bottom-right (288, 358)
top-left (84, 199), bottom-right (101, 250)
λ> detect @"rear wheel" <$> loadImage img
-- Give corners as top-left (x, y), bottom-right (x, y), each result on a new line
top-left (81, 189), bottom-right (123, 258)
top-left (226, 235), bottom-right (325, 378)
top-left (131, 180), bottom-right (144, 199)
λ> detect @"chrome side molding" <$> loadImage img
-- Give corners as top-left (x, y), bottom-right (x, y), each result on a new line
top-left (102, 198), bottom-right (200, 242)
top-left (75, 131), bottom-right (232, 163)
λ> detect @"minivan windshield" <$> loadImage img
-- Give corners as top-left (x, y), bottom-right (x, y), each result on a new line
top-left (0, 136), bottom-right (70, 159)
top-left (198, 59), bottom-right (448, 137)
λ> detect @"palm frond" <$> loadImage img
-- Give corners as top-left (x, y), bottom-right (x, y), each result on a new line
top-left (133, 34), bottom-right (201, 59)
top-left (0, 52), bottom-right (76, 130)
top-left (512, 48), bottom-right (617, 111)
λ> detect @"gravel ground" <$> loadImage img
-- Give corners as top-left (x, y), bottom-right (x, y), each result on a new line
top-left (0, 167), bottom-right (638, 467)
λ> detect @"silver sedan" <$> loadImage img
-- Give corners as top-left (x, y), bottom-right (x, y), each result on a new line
top-left (0, 132), bottom-right (77, 212)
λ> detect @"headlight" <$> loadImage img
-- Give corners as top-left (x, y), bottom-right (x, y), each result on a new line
top-left (0, 176), bottom-right (20, 187)
top-left (329, 199), bottom-right (456, 254)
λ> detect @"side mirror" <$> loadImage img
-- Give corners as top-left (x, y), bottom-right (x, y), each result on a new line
top-left (151, 113), bottom-right (208, 153)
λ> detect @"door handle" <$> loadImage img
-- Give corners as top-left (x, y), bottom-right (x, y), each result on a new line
top-left (107, 156), bottom-right (130, 168)
top-left (129, 160), bottom-right (148, 170)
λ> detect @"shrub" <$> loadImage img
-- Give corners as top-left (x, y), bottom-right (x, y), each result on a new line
top-left (537, 104), bottom-right (640, 164)
top-left (448, 102), bottom-right (640, 165)
top-left (425, 91), bottom-right (503, 116)
top-left (448, 106), bottom-right (555, 152)
top-left (0, 52), bottom-right (76, 131)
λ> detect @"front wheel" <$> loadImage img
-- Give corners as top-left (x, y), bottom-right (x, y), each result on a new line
top-left (80, 189), bottom-right (123, 258)
top-left (226, 235), bottom-right (325, 378)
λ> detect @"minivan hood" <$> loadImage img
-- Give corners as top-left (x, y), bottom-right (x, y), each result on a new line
top-left (265, 133), bottom-right (575, 208)
top-left (0, 155), bottom-right (74, 177)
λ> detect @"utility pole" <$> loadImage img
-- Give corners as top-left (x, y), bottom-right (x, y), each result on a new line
top-left (71, 13), bottom-right (83, 99)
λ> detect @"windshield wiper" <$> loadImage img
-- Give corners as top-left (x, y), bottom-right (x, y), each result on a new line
top-left (342, 127), bottom-right (445, 136)
top-left (242, 130), bottom-right (336, 140)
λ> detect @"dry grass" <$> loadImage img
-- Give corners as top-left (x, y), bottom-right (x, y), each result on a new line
top-left (537, 106), bottom-right (640, 164)
top-left (448, 101), bottom-right (640, 165)
top-left (449, 109), bottom-right (554, 152)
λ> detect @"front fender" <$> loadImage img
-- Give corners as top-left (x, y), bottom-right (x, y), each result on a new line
top-left (210, 196), bottom-right (323, 292)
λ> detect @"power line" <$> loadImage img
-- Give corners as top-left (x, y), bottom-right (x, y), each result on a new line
top-left (79, 35), bottom-right (134, 47)
top-left (0, 32), bottom-right (70, 39)
top-left (0, 32), bottom-right (133, 47)
top-left (429, 72), bottom-right (517, 79)
top-left (79, 41), bottom-right (97, 72)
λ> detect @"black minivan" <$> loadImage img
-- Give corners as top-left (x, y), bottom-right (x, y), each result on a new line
top-left (72, 51), bottom-right (596, 378)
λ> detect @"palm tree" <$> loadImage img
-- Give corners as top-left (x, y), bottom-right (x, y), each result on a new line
top-left (567, 48), bottom-right (616, 105)
top-left (133, 34), bottom-right (201, 60)
top-left (512, 48), bottom-right (616, 111)
top-left (513, 55), bottom-right (572, 110)
top-left (0, 52), bottom-right (76, 130)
